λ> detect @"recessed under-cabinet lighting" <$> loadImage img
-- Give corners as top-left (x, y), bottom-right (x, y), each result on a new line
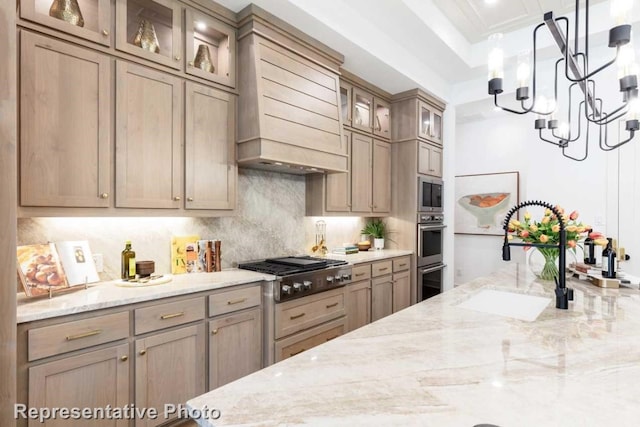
top-left (484, 0), bottom-right (498, 5)
top-left (195, 21), bottom-right (207, 31)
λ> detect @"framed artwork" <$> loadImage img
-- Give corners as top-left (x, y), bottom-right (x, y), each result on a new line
top-left (455, 171), bottom-right (520, 236)
top-left (17, 243), bottom-right (69, 297)
top-left (56, 240), bottom-right (100, 286)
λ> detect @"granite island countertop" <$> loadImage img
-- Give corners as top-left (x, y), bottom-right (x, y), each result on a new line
top-left (187, 263), bottom-right (640, 427)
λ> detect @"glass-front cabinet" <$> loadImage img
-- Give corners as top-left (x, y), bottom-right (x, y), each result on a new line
top-left (353, 87), bottom-right (373, 133)
top-left (185, 9), bottom-right (236, 88)
top-left (22, 0), bottom-right (112, 46)
top-left (115, 0), bottom-right (182, 69)
top-left (373, 98), bottom-right (390, 138)
top-left (418, 100), bottom-right (443, 145)
top-left (339, 81), bottom-right (353, 127)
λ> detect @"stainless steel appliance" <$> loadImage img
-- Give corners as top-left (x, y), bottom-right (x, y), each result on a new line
top-left (418, 176), bottom-right (443, 213)
top-left (417, 213), bottom-right (445, 267)
top-left (418, 263), bottom-right (445, 301)
top-left (238, 256), bottom-right (352, 366)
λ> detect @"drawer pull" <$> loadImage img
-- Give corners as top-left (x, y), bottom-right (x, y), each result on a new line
top-left (212, 329), bottom-right (218, 335)
top-left (355, 273), bottom-right (366, 277)
top-left (398, 263), bottom-right (407, 267)
top-left (120, 355), bottom-right (128, 362)
top-left (326, 302), bottom-right (339, 309)
top-left (290, 313), bottom-right (306, 320)
top-left (227, 298), bottom-right (247, 305)
top-left (379, 267), bottom-right (389, 271)
top-left (65, 329), bottom-right (102, 341)
top-left (326, 336), bottom-right (338, 342)
top-left (160, 312), bottom-right (184, 320)
top-left (290, 349), bottom-right (305, 356)
top-left (139, 349), bottom-right (146, 356)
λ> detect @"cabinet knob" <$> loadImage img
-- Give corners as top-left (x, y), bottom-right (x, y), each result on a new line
top-left (102, 29), bottom-right (109, 37)
top-left (187, 197), bottom-right (194, 202)
top-left (139, 350), bottom-right (146, 356)
top-left (212, 329), bottom-right (218, 335)
top-left (188, 61), bottom-right (194, 66)
top-left (173, 196), bottom-right (181, 201)
top-left (174, 55), bottom-right (181, 61)
top-left (120, 355), bottom-right (128, 362)
top-left (100, 193), bottom-right (109, 199)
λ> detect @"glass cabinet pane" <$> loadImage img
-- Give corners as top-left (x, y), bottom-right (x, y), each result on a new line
top-left (420, 103), bottom-right (432, 138)
top-left (432, 111), bottom-right (442, 142)
top-left (23, 0), bottom-right (111, 46)
top-left (353, 90), bottom-right (372, 130)
top-left (374, 99), bottom-right (390, 138)
top-left (185, 9), bottom-right (236, 88)
top-left (340, 84), bottom-right (351, 125)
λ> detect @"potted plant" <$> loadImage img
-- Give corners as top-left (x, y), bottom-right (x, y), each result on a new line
top-left (361, 219), bottom-right (388, 250)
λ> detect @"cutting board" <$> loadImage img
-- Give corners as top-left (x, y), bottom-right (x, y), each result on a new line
top-left (114, 275), bottom-right (173, 288)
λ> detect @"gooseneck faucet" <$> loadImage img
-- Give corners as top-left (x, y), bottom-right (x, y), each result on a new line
top-left (502, 200), bottom-right (574, 309)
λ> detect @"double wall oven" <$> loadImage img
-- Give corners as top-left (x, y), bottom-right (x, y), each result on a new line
top-left (417, 212), bottom-right (446, 301)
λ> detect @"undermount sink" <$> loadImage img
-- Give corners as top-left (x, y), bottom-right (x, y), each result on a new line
top-left (457, 289), bottom-right (551, 321)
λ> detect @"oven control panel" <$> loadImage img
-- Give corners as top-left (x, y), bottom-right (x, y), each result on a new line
top-left (276, 266), bottom-right (352, 303)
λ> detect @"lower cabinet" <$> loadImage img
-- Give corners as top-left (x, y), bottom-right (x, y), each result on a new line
top-left (28, 344), bottom-right (130, 427)
top-left (275, 318), bottom-right (345, 362)
top-left (208, 307), bottom-right (262, 390)
top-left (392, 270), bottom-right (411, 313)
top-left (371, 276), bottom-right (394, 322)
top-left (346, 280), bottom-right (371, 332)
top-left (135, 324), bottom-right (206, 427)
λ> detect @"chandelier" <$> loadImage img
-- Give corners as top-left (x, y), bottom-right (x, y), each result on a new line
top-left (487, 0), bottom-right (638, 161)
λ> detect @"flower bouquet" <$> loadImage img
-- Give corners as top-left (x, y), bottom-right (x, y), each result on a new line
top-left (507, 206), bottom-right (606, 281)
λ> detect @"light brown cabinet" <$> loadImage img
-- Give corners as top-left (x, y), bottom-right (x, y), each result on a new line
top-left (208, 307), bottom-right (262, 390)
top-left (115, 0), bottom-right (182, 69)
top-left (21, 0), bottom-right (112, 46)
top-left (28, 344), bottom-right (130, 427)
top-left (391, 89), bottom-right (445, 147)
top-left (350, 133), bottom-right (373, 213)
top-left (352, 87), bottom-right (373, 133)
top-left (418, 141), bottom-right (443, 178)
top-left (371, 275), bottom-right (393, 322)
top-left (115, 61), bottom-right (183, 209)
top-left (185, 82), bottom-right (236, 210)
top-left (373, 98), bottom-right (391, 138)
top-left (340, 81), bottom-right (353, 127)
top-left (418, 100), bottom-right (443, 145)
top-left (20, 31), bottom-right (112, 208)
top-left (346, 280), bottom-right (371, 332)
top-left (135, 324), bottom-right (205, 427)
top-left (275, 318), bottom-right (345, 362)
top-left (324, 132), bottom-right (351, 212)
top-left (392, 270), bottom-right (411, 313)
top-left (372, 139), bottom-right (391, 213)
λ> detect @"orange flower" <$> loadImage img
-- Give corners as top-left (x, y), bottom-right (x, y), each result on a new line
top-left (507, 234), bottom-right (514, 241)
top-left (520, 230), bottom-right (530, 238)
top-left (551, 224), bottom-right (560, 233)
top-left (524, 212), bottom-right (531, 221)
top-left (530, 224), bottom-right (539, 232)
top-left (569, 210), bottom-right (579, 220)
top-left (594, 238), bottom-right (608, 247)
top-left (555, 205), bottom-right (565, 214)
top-left (539, 234), bottom-right (549, 243)
top-left (568, 240), bottom-right (577, 248)
top-left (544, 208), bottom-right (552, 216)
top-left (589, 231), bottom-right (604, 239)
top-left (541, 216), bottom-right (550, 224)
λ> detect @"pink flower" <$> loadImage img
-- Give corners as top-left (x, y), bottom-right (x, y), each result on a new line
top-left (568, 240), bottom-right (577, 248)
top-left (589, 231), bottom-right (604, 239)
top-left (569, 210), bottom-right (579, 220)
top-left (520, 230), bottom-right (530, 238)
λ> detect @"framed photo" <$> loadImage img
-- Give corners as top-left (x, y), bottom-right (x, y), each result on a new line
top-left (455, 171), bottom-right (520, 236)
top-left (17, 243), bottom-right (69, 297)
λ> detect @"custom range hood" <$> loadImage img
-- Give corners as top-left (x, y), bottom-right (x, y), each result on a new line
top-left (236, 5), bottom-right (348, 174)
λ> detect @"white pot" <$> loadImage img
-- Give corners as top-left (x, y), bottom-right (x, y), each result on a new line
top-left (374, 238), bottom-right (385, 250)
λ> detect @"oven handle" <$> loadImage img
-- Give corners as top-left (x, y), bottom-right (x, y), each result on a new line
top-left (418, 225), bottom-right (447, 231)
top-left (420, 264), bottom-right (446, 274)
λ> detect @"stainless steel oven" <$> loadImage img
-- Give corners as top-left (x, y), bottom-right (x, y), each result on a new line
top-left (418, 176), bottom-right (443, 213)
top-left (417, 213), bottom-right (445, 267)
top-left (418, 263), bottom-right (446, 301)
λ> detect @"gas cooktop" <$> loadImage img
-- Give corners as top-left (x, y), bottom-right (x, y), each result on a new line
top-left (238, 256), bottom-right (348, 277)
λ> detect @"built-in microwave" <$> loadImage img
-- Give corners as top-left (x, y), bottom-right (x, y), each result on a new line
top-left (418, 176), bottom-right (443, 213)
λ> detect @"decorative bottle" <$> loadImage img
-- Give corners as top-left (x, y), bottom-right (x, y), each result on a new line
top-left (601, 238), bottom-right (616, 279)
top-left (121, 240), bottom-right (136, 280)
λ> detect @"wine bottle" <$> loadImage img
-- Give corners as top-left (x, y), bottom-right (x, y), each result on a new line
top-left (601, 238), bottom-right (616, 279)
top-left (121, 240), bottom-right (136, 280)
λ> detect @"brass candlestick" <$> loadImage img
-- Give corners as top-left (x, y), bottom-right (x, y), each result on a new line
top-left (49, 0), bottom-right (85, 27)
top-left (193, 44), bottom-right (215, 73)
top-left (133, 19), bottom-right (160, 53)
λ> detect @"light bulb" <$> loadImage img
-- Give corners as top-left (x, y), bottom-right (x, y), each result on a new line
top-left (628, 97), bottom-right (640, 120)
top-left (559, 122), bottom-right (570, 140)
top-left (195, 21), bottom-right (207, 31)
top-left (617, 43), bottom-right (636, 78)
top-left (611, 0), bottom-right (633, 26)
top-left (535, 95), bottom-right (548, 120)
top-left (487, 33), bottom-right (504, 80)
top-left (547, 98), bottom-right (557, 120)
top-left (516, 51), bottom-right (531, 88)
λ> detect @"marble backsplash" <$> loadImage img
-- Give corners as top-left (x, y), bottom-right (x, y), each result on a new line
top-left (18, 169), bottom-right (369, 282)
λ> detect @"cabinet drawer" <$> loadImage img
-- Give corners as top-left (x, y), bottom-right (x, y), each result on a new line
top-left (352, 264), bottom-right (371, 281)
top-left (275, 317), bottom-right (345, 362)
top-left (135, 297), bottom-right (205, 335)
top-left (371, 260), bottom-right (393, 277)
top-left (393, 256), bottom-right (411, 272)
top-left (275, 287), bottom-right (345, 339)
top-left (28, 312), bottom-right (129, 361)
top-left (209, 285), bottom-right (261, 317)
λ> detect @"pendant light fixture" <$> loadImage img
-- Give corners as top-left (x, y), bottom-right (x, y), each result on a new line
top-left (488, 0), bottom-right (638, 161)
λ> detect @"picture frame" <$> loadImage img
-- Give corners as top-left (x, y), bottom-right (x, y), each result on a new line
top-left (455, 171), bottom-right (520, 236)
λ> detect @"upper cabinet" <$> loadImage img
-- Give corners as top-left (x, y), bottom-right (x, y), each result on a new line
top-left (185, 9), bottom-right (236, 87)
top-left (341, 70), bottom-right (392, 141)
top-left (115, 0), bottom-right (182, 69)
top-left (374, 98), bottom-right (391, 138)
top-left (418, 100), bottom-right (443, 145)
top-left (353, 87), bottom-right (373, 133)
top-left (21, 0), bottom-right (112, 46)
top-left (340, 81), bottom-right (353, 128)
top-left (391, 89), bottom-right (446, 146)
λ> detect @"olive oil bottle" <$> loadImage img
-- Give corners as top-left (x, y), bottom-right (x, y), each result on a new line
top-left (121, 240), bottom-right (136, 280)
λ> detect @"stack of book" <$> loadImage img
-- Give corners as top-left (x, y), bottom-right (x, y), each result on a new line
top-left (331, 245), bottom-right (359, 255)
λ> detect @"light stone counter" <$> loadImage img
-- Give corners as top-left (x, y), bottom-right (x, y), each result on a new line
top-left (16, 270), bottom-right (275, 323)
top-left (323, 249), bottom-right (413, 264)
top-left (187, 263), bottom-right (640, 427)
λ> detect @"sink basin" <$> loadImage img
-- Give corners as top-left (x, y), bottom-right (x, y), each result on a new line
top-left (457, 289), bottom-right (551, 321)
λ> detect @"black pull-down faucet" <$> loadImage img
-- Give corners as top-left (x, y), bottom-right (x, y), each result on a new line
top-left (502, 200), bottom-right (574, 309)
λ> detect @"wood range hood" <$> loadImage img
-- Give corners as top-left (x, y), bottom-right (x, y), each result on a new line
top-left (236, 5), bottom-right (348, 174)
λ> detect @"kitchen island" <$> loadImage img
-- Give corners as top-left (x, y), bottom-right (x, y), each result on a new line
top-left (187, 263), bottom-right (640, 427)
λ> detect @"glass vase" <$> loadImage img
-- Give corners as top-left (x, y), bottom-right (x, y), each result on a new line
top-left (526, 247), bottom-right (577, 281)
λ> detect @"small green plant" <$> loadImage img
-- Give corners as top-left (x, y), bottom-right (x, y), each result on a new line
top-left (361, 219), bottom-right (387, 239)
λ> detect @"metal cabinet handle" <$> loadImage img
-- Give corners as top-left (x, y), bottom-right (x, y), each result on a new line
top-left (188, 61), bottom-right (194, 66)
top-left (399, 263), bottom-right (407, 267)
top-left (66, 329), bottom-right (102, 341)
top-left (139, 349), bottom-right (146, 356)
top-left (187, 197), bottom-right (194, 202)
top-left (290, 349), bottom-right (305, 356)
top-left (379, 267), bottom-right (389, 272)
top-left (212, 329), bottom-right (218, 335)
top-left (102, 29), bottom-right (109, 36)
top-left (326, 302), bottom-right (339, 309)
top-left (173, 196), bottom-right (181, 201)
top-left (227, 298), bottom-right (247, 305)
top-left (174, 55), bottom-right (181, 61)
top-left (100, 193), bottom-right (109, 199)
top-left (160, 312), bottom-right (184, 320)
top-left (120, 355), bottom-right (128, 362)
top-left (290, 313), bottom-right (305, 320)
top-left (355, 273), bottom-right (366, 277)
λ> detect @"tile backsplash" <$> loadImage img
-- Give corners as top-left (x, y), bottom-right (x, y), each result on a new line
top-left (18, 169), bottom-right (368, 281)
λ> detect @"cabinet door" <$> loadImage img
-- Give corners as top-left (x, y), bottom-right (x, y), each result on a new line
top-left (418, 142), bottom-right (430, 175)
top-left (275, 318), bottom-right (345, 362)
top-left (115, 0), bottom-right (182, 69)
top-left (371, 276), bottom-right (393, 322)
top-left (339, 81), bottom-right (353, 127)
top-left (392, 270), bottom-right (411, 313)
top-left (346, 280), bottom-right (371, 332)
top-left (373, 98), bottom-right (390, 138)
top-left (325, 131), bottom-right (351, 212)
top-left (352, 87), bottom-right (373, 133)
top-left (372, 140), bottom-right (391, 213)
top-left (21, 0), bottom-right (112, 46)
top-left (28, 344), bottom-right (129, 427)
top-left (20, 32), bottom-right (112, 208)
top-left (185, 82), bottom-right (236, 210)
top-left (208, 308), bottom-right (262, 390)
top-left (115, 61), bottom-right (183, 209)
top-left (429, 145), bottom-right (443, 178)
top-left (350, 133), bottom-right (372, 213)
top-left (135, 324), bottom-right (205, 427)
top-left (185, 9), bottom-right (236, 88)
top-left (431, 109), bottom-right (443, 145)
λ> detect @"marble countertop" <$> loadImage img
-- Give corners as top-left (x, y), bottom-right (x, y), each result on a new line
top-left (187, 263), bottom-right (640, 427)
top-left (16, 270), bottom-right (275, 323)
top-left (324, 249), bottom-right (413, 264)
